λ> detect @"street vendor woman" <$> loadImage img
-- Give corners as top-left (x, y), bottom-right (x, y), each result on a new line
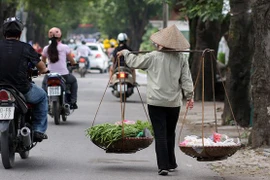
top-left (117, 24), bottom-right (194, 176)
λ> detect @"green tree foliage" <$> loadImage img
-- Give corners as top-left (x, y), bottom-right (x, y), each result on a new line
top-left (21, 0), bottom-right (91, 45)
top-left (175, 0), bottom-right (229, 101)
top-left (139, 24), bottom-right (159, 51)
top-left (218, 52), bottom-right (225, 64)
top-left (90, 0), bottom-right (162, 50)
top-left (1, 0), bottom-right (163, 50)
top-left (0, 0), bottom-right (20, 39)
top-left (179, 0), bottom-right (225, 21)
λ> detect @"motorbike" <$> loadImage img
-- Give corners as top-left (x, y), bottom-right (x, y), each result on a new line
top-left (67, 61), bottom-right (78, 74)
top-left (110, 66), bottom-right (135, 102)
top-left (77, 56), bottom-right (88, 77)
top-left (46, 72), bottom-right (75, 125)
top-left (0, 66), bottom-right (41, 169)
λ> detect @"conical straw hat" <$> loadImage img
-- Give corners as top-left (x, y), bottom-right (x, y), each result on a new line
top-left (150, 24), bottom-right (190, 50)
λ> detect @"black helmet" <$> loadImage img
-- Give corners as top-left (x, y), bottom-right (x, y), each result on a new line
top-left (3, 17), bottom-right (24, 37)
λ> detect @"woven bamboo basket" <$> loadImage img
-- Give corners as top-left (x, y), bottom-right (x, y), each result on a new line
top-left (179, 144), bottom-right (241, 161)
top-left (92, 137), bottom-right (154, 153)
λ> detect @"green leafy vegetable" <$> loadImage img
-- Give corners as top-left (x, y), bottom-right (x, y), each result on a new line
top-left (86, 120), bottom-right (153, 147)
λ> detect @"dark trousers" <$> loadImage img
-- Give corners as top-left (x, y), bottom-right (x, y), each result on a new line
top-left (148, 105), bottom-right (180, 170)
top-left (62, 74), bottom-right (78, 103)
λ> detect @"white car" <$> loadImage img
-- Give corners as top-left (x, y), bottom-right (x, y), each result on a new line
top-left (87, 42), bottom-right (109, 73)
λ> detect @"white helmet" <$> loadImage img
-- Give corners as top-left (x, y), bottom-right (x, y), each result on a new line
top-left (117, 33), bottom-right (128, 42)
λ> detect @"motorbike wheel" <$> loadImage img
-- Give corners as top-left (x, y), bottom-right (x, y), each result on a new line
top-left (0, 121), bottom-right (16, 169)
top-left (19, 151), bottom-right (29, 159)
top-left (79, 69), bottom-right (84, 78)
top-left (62, 114), bottom-right (67, 121)
top-left (53, 101), bottom-right (61, 125)
top-left (79, 68), bottom-right (87, 78)
top-left (83, 68), bottom-right (88, 76)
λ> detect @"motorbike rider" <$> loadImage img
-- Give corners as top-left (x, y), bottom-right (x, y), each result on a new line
top-left (109, 33), bottom-right (137, 85)
top-left (76, 40), bottom-right (92, 69)
top-left (41, 27), bottom-right (78, 109)
top-left (107, 41), bottom-right (115, 58)
top-left (0, 17), bottom-right (49, 142)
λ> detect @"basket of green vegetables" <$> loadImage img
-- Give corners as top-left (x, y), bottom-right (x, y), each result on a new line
top-left (86, 120), bottom-right (154, 153)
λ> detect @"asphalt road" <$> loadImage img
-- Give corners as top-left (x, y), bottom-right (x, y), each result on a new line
top-left (0, 71), bottom-right (224, 180)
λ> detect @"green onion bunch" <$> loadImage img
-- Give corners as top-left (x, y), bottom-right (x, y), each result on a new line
top-left (86, 120), bottom-right (153, 147)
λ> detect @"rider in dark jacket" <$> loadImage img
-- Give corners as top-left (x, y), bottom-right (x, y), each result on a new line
top-left (0, 17), bottom-right (49, 142)
top-left (109, 33), bottom-right (137, 85)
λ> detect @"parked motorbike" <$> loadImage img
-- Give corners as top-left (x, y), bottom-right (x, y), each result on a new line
top-left (110, 66), bottom-right (135, 101)
top-left (77, 56), bottom-right (88, 77)
top-left (46, 72), bottom-right (76, 125)
top-left (0, 66), bottom-right (41, 169)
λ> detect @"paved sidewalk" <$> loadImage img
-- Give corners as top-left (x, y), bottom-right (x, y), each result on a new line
top-left (179, 101), bottom-right (243, 139)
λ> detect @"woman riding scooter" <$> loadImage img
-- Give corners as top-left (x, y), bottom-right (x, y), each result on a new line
top-left (41, 27), bottom-right (78, 109)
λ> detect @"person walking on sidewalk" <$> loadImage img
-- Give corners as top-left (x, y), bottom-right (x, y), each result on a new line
top-left (117, 24), bottom-right (194, 176)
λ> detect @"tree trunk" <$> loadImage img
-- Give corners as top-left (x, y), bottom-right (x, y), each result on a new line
top-left (26, 11), bottom-right (46, 47)
top-left (126, 1), bottom-right (150, 51)
top-left (0, 1), bottom-right (18, 40)
top-left (222, 0), bottom-right (253, 127)
top-left (222, 68), bottom-right (231, 125)
top-left (26, 11), bottom-right (35, 43)
top-left (191, 18), bottom-right (221, 101)
top-left (188, 17), bottom-right (199, 68)
top-left (251, 0), bottom-right (270, 148)
top-left (128, 11), bottom-right (148, 51)
top-left (37, 24), bottom-right (46, 47)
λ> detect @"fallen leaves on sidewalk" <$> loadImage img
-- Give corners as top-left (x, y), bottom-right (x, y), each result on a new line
top-left (208, 147), bottom-right (270, 178)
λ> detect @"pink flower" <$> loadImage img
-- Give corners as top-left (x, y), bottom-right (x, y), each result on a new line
top-left (213, 132), bottom-right (222, 143)
top-left (179, 140), bottom-right (188, 146)
top-left (115, 120), bottom-right (136, 125)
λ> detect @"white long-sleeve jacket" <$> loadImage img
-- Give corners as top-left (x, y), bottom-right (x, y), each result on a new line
top-left (122, 50), bottom-right (194, 107)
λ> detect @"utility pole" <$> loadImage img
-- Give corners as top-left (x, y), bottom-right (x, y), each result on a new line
top-left (163, 1), bottom-right (168, 28)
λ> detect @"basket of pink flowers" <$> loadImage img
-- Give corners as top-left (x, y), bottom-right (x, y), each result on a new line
top-left (179, 132), bottom-right (241, 161)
